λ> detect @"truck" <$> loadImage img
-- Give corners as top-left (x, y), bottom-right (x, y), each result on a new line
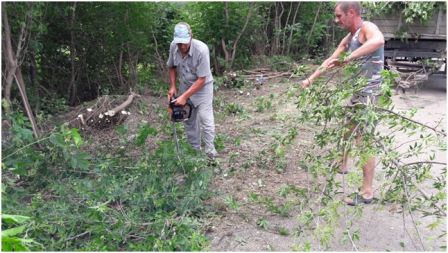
top-left (369, 5), bottom-right (446, 91)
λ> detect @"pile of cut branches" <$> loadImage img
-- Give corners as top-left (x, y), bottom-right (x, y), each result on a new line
top-left (67, 93), bottom-right (139, 131)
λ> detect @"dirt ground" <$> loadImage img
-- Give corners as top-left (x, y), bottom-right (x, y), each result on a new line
top-left (50, 71), bottom-right (445, 251)
top-left (203, 75), bottom-right (447, 251)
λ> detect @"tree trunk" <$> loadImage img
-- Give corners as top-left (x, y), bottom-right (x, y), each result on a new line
top-left (229, 4), bottom-right (253, 69)
top-left (2, 7), bottom-right (40, 139)
top-left (305, 3), bottom-right (322, 54)
top-left (29, 50), bottom-right (40, 114)
top-left (151, 32), bottom-right (167, 77)
top-left (2, 4), bottom-right (32, 110)
top-left (271, 2), bottom-right (284, 55)
top-left (69, 2), bottom-right (78, 105)
top-left (281, 2), bottom-right (293, 55)
top-left (211, 46), bottom-right (221, 75)
top-left (126, 42), bottom-right (137, 90)
top-left (221, 2), bottom-right (230, 67)
top-left (115, 48), bottom-right (126, 89)
top-left (286, 2), bottom-right (300, 55)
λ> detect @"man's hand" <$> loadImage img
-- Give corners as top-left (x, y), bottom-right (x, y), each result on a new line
top-left (301, 78), bottom-right (313, 89)
top-left (168, 87), bottom-right (177, 102)
top-left (327, 58), bottom-right (345, 69)
top-left (174, 94), bottom-right (187, 106)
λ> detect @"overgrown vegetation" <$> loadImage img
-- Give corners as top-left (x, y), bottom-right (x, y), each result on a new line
top-left (2, 112), bottom-right (213, 250)
top-left (2, 1), bottom-right (446, 251)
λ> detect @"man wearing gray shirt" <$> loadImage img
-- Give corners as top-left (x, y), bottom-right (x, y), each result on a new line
top-left (167, 22), bottom-right (217, 159)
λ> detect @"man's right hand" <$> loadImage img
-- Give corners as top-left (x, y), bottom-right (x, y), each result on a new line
top-left (301, 78), bottom-right (313, 89)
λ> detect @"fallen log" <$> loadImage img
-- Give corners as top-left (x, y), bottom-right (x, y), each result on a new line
top-left (105, 92), bottom-right (139, 117)
top-left (68, 92), bottom-right (140, 131)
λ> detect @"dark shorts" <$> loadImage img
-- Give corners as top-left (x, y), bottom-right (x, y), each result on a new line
top-left (345, 94), bottom-right (380, 134)
top-left (347, 94), bottom-right (379, 107)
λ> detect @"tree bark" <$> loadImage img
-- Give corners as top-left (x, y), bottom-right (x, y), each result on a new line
top-left (114, 48), bottom-right (126, 89)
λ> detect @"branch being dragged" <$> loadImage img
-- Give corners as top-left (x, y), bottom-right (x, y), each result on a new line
top-left (376, 107), bottom-right (446, 136)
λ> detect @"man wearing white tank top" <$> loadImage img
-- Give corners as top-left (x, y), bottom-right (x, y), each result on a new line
top-left (302, 2), bottom-right (385, 206)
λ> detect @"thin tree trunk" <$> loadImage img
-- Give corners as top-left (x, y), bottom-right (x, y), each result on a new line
top-left (286, 2), bottom-right (301, 55)
top-left (271, 2), bottom-right (284, 55)
top-left (2, 4), bottom-right (31, 109)
top-left (212, 46), bottom-right (221, 75)
top-left (276, 2), bottom-right (284, 54)
top-left (221, 2), bottom-right (230, 66)
top-left (151, 32), bottom-right (166, 77)
top-left (272, 3), bottom-right (279, 55)
top-left (264, 4), bottom-right (272, 56)
top-left (115, 49), bottom-right (126, 89)
top-left (126, 42), bottom-right (137, 90)
top-left (229, 4), bottom-right (254, 68)
top-left (281, 2), bottom-right (293, 55)
top-left (29, 50), bottom-right (40, 114)
top-left (69, 2), bottom-right (78, 105)
top-left (2, 7), bottom-right (40, 138)
top-left (305, 3), bottom-right (322, 53)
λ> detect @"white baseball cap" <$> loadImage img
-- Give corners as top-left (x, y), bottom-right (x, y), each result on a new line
top-left (173, 23), bottom-right (191, 44)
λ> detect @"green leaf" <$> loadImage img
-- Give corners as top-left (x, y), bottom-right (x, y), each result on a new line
top-left (71, 128), bottom-right (83, 147)
top-left (2, 237), bottom-right (30, 251)
top-left (2, 225), bottom-right (26, 238)
top-left (2, 215), bottom-right (30, 225)
top-left (135, 123), bottom-right (158, 146)
top-left (49, 133), bottom-right (65, 148)
top-left (70, 152), bottom-right (90, 170)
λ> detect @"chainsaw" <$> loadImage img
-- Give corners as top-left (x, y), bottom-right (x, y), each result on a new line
top-left (169, 95), bottom-right (193, 122)
top-left (169, 95), bottom-right (194, 172)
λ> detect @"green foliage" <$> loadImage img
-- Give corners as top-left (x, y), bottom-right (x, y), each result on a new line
top-left (224, 195), bottom-right (240, 210)
top-left (135, 122), bottom-right (158, 146)
top-left (256, 218), bottom-right (269, 230)
top-left (2, 113), bottom-right (90, 177)
top-left (365, 2), bottom-right (445, 24)
top-left (3, 137), bottom-right (212, 251)
top-left (224, 102), bottom-right (245, 115)
top-left (1, 214), bottom-right (42, 251)
top-left (268, 55), bottom-right (296, 72)
top-left (254, 96), bottom-right (273, 112)
top-left (293, 59), bottom-right (446, 249)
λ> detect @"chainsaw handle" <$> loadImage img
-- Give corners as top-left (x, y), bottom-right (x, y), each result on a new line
top-left (185, 99), bottom-right (193, 119)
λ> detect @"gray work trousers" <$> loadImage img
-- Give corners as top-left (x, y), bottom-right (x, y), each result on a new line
top-left (183, 99), bottom-right (217, 156)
